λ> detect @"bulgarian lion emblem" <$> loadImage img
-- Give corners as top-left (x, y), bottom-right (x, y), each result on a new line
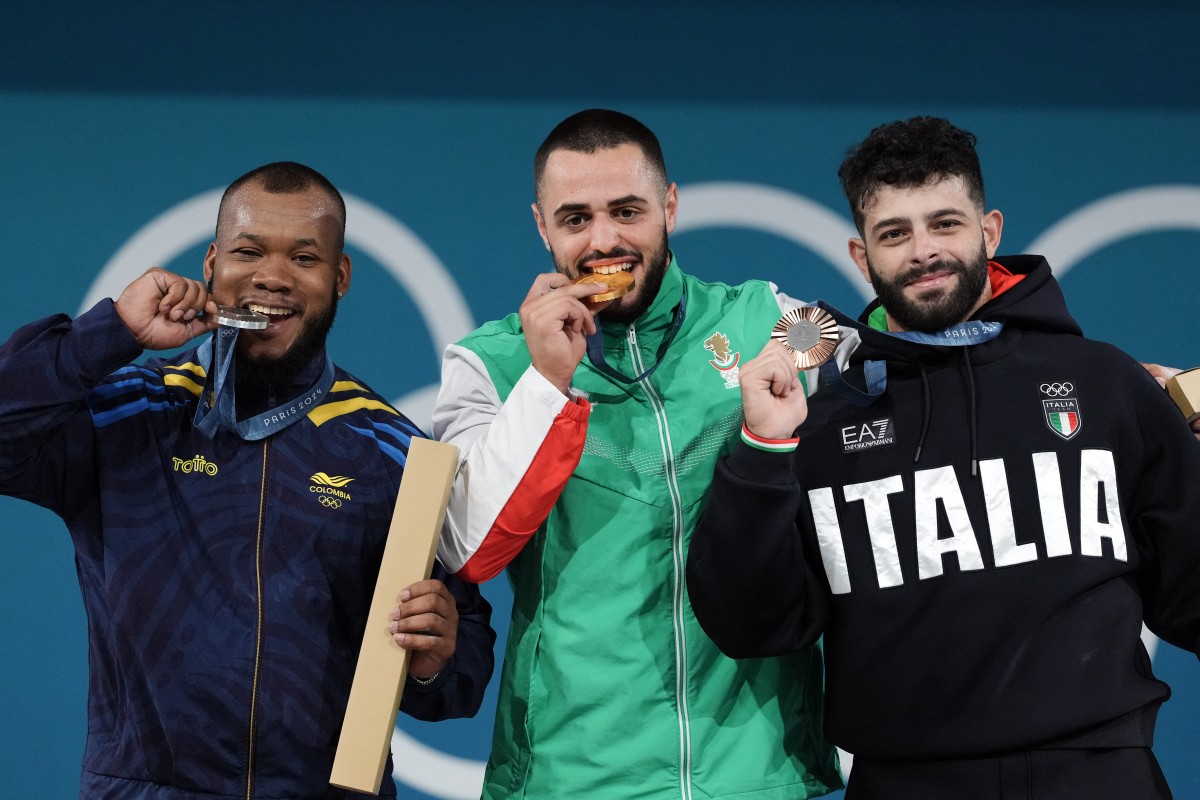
top-left (704, 331), bottom-right (741, 389)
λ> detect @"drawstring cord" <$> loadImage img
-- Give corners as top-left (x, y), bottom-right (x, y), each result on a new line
top-left (868, 313), bottom-right (1000, 474)
top-left (910, 351), bottom-right (980, 479)
top-left (962, 348), bottom-right (979, 478)
top-left (914, 362), bottom-right (931, 465)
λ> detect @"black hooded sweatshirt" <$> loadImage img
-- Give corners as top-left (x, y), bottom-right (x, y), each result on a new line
top-left (688, 255), bottom-right (1200, 760)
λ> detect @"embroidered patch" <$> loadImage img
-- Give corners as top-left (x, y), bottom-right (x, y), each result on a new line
top-left (840, 417), bottom-right (896, 452)
top-left (703, 331), bottom-right (741, 389)
top-left (310, 472), bottom-right (354, 509)
top-left (172, 454), bottom-right (219, 475)
top-left (1040, 381), bottom-right (1081, 440)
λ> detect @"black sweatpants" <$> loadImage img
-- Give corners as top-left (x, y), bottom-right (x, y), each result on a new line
top-left (846, 748), bottom-right (1171, 800)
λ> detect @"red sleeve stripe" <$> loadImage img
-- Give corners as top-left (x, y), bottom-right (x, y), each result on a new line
top-left (457, 399), bottom-right (589, 582)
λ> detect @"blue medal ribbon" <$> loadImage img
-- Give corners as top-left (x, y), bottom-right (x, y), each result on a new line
top-left (193, 328), bottom-right (335, 440)
top-left (585, 283), bottom-right (688, 384)
top-left (815, 300), bottom-right (1004, 405)
top-left (879, 319), bottom-right (1004, 346)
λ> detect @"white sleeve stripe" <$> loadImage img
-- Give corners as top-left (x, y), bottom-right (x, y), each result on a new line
top-left (433, 345), bottom-right (568, 573)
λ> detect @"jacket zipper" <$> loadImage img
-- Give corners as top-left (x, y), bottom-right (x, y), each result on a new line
top-left (626, 324), bottom-right (693, 800)
top-left (245, 439), bottom-right (269, 800)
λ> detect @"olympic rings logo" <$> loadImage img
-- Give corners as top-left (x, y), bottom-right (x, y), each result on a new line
top-left (1039, 382), bottom-right (1075, 396)
top-left (319, 496), bottom-right (342, 509)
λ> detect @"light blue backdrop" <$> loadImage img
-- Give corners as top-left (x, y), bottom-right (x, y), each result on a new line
top-left (1, 3), bottom-right (1197, 798)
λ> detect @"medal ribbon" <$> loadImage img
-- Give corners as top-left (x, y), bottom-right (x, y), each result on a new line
top-left (877, 319), bottom-right (1004, 346)
top-left (585, 283), bottom-right (688, 384)
top-left (814, 301), bottom-right (1004, 405)
top-left (193, 328), bottom-right (335, 440)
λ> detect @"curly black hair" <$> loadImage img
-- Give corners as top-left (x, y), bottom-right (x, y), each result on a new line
top-left (838, 117), bottom-right (985, 235)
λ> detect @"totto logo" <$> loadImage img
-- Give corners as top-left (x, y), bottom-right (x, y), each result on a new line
top-left (172, 455), bottom-right (218, 475)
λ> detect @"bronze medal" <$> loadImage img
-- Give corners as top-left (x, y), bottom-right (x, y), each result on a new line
top-left (771, 306), bottom-right (839, 369)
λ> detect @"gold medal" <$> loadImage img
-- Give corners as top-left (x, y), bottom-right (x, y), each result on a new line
top-left (771, 306), bottom-right (839, 369)
top-left (574, 270), bottom-right (635, 303)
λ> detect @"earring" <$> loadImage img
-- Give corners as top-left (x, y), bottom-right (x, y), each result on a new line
top-left (337, 291), bottom-right (344, 298)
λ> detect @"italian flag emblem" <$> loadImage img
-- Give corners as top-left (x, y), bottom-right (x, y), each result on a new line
top-left (1043, 398), bottom-right (1081, 440)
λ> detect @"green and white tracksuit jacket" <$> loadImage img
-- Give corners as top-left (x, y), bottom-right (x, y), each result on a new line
top-left (432, 258), bottom-right (844, 799)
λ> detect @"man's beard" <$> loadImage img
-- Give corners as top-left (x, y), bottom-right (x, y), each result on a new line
top-left (868, 242), bottom-right (989, 332)
top-left (235, 295), bottom-right (338, 394)
top-left (554, 227), bottom-right (671, 326)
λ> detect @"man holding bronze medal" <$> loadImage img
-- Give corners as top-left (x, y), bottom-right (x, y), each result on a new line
top-left (431, 109), bottom-right (843, 798)
top-left (687, 117), bottom-right (1200, 799)
top-left (0, 162), bottom-right (494, 798)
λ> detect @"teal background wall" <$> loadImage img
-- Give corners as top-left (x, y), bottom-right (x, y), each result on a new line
top-left (1, 3), bottom-right (1197, 797)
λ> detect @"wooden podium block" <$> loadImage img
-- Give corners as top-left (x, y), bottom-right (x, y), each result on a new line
top-left (330, 437), bottom-right (460, 794)
top-left (1167, 367), bottom-right (1200, 423)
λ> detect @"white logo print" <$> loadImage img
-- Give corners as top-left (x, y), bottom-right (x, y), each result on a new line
top-left (1040, 382), bottom-right (1074, 397)
top-left (841, 418), bottom-right (896, 452)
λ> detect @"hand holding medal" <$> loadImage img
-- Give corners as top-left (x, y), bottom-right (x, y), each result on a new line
top-left (771, 306), bottom-right (840, 370)
top-left (740, 307), bottom-right (839, 441)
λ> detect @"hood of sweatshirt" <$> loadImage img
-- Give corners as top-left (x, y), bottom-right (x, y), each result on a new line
top-left (844, 256), bottom-right (1089, 367)
top-left (816, 255), bottom-right (1085, 474)
top-left (846, 254), bottom-right (1082, 368)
